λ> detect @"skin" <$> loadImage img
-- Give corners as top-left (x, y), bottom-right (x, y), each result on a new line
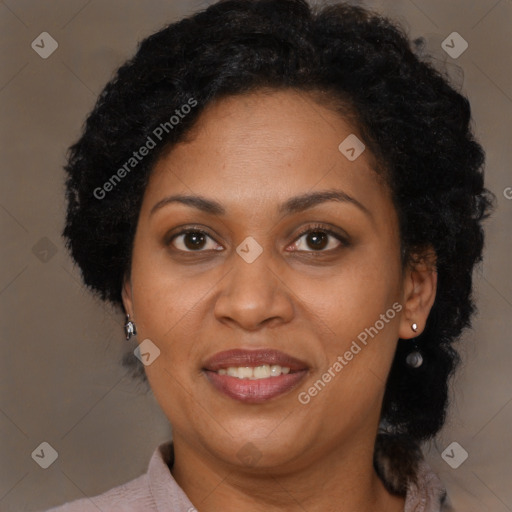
top-left (122, 89), bottom-right (437, 512)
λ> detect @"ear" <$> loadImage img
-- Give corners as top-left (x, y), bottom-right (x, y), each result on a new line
top-left (398, 249), bottom-right (437, 340)
top-left (121, 272), bottom-right (134, 318)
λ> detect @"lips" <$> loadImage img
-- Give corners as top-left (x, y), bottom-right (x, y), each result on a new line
top-left (203, 349), bottom-right (309, 372)
top-left (202, 349), bottom-right (309, 404)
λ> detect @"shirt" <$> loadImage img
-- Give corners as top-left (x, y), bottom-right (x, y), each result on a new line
top-left (42, 441), bottom-right (452, 512)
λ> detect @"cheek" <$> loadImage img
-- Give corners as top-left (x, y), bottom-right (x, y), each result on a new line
top-left (294, 246), bottom-right (401, 337)
top-left (128, 245), bottom-right (224, 372)
top-left (293, 244), bottom-right (402, 401)
top-left (128, 250), bottom-right (205, 416)
top-left (130, 239), bottom-right (199, 329)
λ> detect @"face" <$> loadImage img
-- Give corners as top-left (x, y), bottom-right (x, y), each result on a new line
top-left (123, 90), bottom-right (431, 472)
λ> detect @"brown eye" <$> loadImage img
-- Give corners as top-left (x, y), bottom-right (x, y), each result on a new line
top-left (293, 227), bottom-right (347, 252)
top-left (309, 231), bottom-right (329, 250)
top-left (183, 231), bottom-right (207, 250)
top-left (170, 229), bottom-right (222, 252)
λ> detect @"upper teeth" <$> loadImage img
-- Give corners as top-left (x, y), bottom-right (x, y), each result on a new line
top-left (217, 365), bottom-right (291, 379)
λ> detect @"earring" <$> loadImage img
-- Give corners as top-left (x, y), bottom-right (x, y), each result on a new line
top-left (406, 322), bottom-right (423, 368)
top-left (124, 314), bottom-right (137, 340)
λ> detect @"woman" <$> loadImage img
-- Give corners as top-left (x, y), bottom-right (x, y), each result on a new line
top-left (46, 0), bottom-right (493, 510)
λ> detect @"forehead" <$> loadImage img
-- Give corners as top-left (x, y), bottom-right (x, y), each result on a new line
top-left (142, 90), bottom-right (391, 218)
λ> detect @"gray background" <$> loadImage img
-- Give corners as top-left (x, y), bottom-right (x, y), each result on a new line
top-left (1, 0), bottom-right (511, 510)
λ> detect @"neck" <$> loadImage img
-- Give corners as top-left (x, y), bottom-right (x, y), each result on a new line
top-left (170, 432), bottom-right (405, 512)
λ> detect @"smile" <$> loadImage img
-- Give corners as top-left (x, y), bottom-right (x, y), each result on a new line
top-left (203, 349), bottom-right (309, 403)
top-left (217, 364), bottom-right (291, 379)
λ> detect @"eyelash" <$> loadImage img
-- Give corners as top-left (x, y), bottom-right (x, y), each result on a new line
top-left (292, 224), bottom-right (350, 252)
top-left (167, 223), bottom-right (350, 254)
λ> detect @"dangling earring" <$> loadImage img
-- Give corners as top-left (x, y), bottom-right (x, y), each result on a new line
top-left (406, 322), bottom-right (423, 368)
top-left (124, 314), bottom-right (137, 340)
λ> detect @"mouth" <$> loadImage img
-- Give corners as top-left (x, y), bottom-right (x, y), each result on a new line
top-left (202, 349), bottom-right (309, 404)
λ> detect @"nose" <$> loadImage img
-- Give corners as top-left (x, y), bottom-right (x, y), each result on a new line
top-left (214, 248), bottom-right (295, 331)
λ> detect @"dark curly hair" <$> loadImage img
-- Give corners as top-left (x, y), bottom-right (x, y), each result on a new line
top-left (63, 0), bottom-right (493, 455)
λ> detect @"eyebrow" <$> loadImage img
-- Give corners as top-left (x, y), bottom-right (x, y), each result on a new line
top-left (149, 189), bottom-right (371, 218)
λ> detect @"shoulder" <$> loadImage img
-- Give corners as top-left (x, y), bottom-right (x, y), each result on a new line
top-left (404, 459), bottom-right (454, 512)
top-left (41, 472), bottom-right (154, 512)
top-left (374, 433), bottom-right (453, 512)
top-left (38, 442), bottom-right (194, 512)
